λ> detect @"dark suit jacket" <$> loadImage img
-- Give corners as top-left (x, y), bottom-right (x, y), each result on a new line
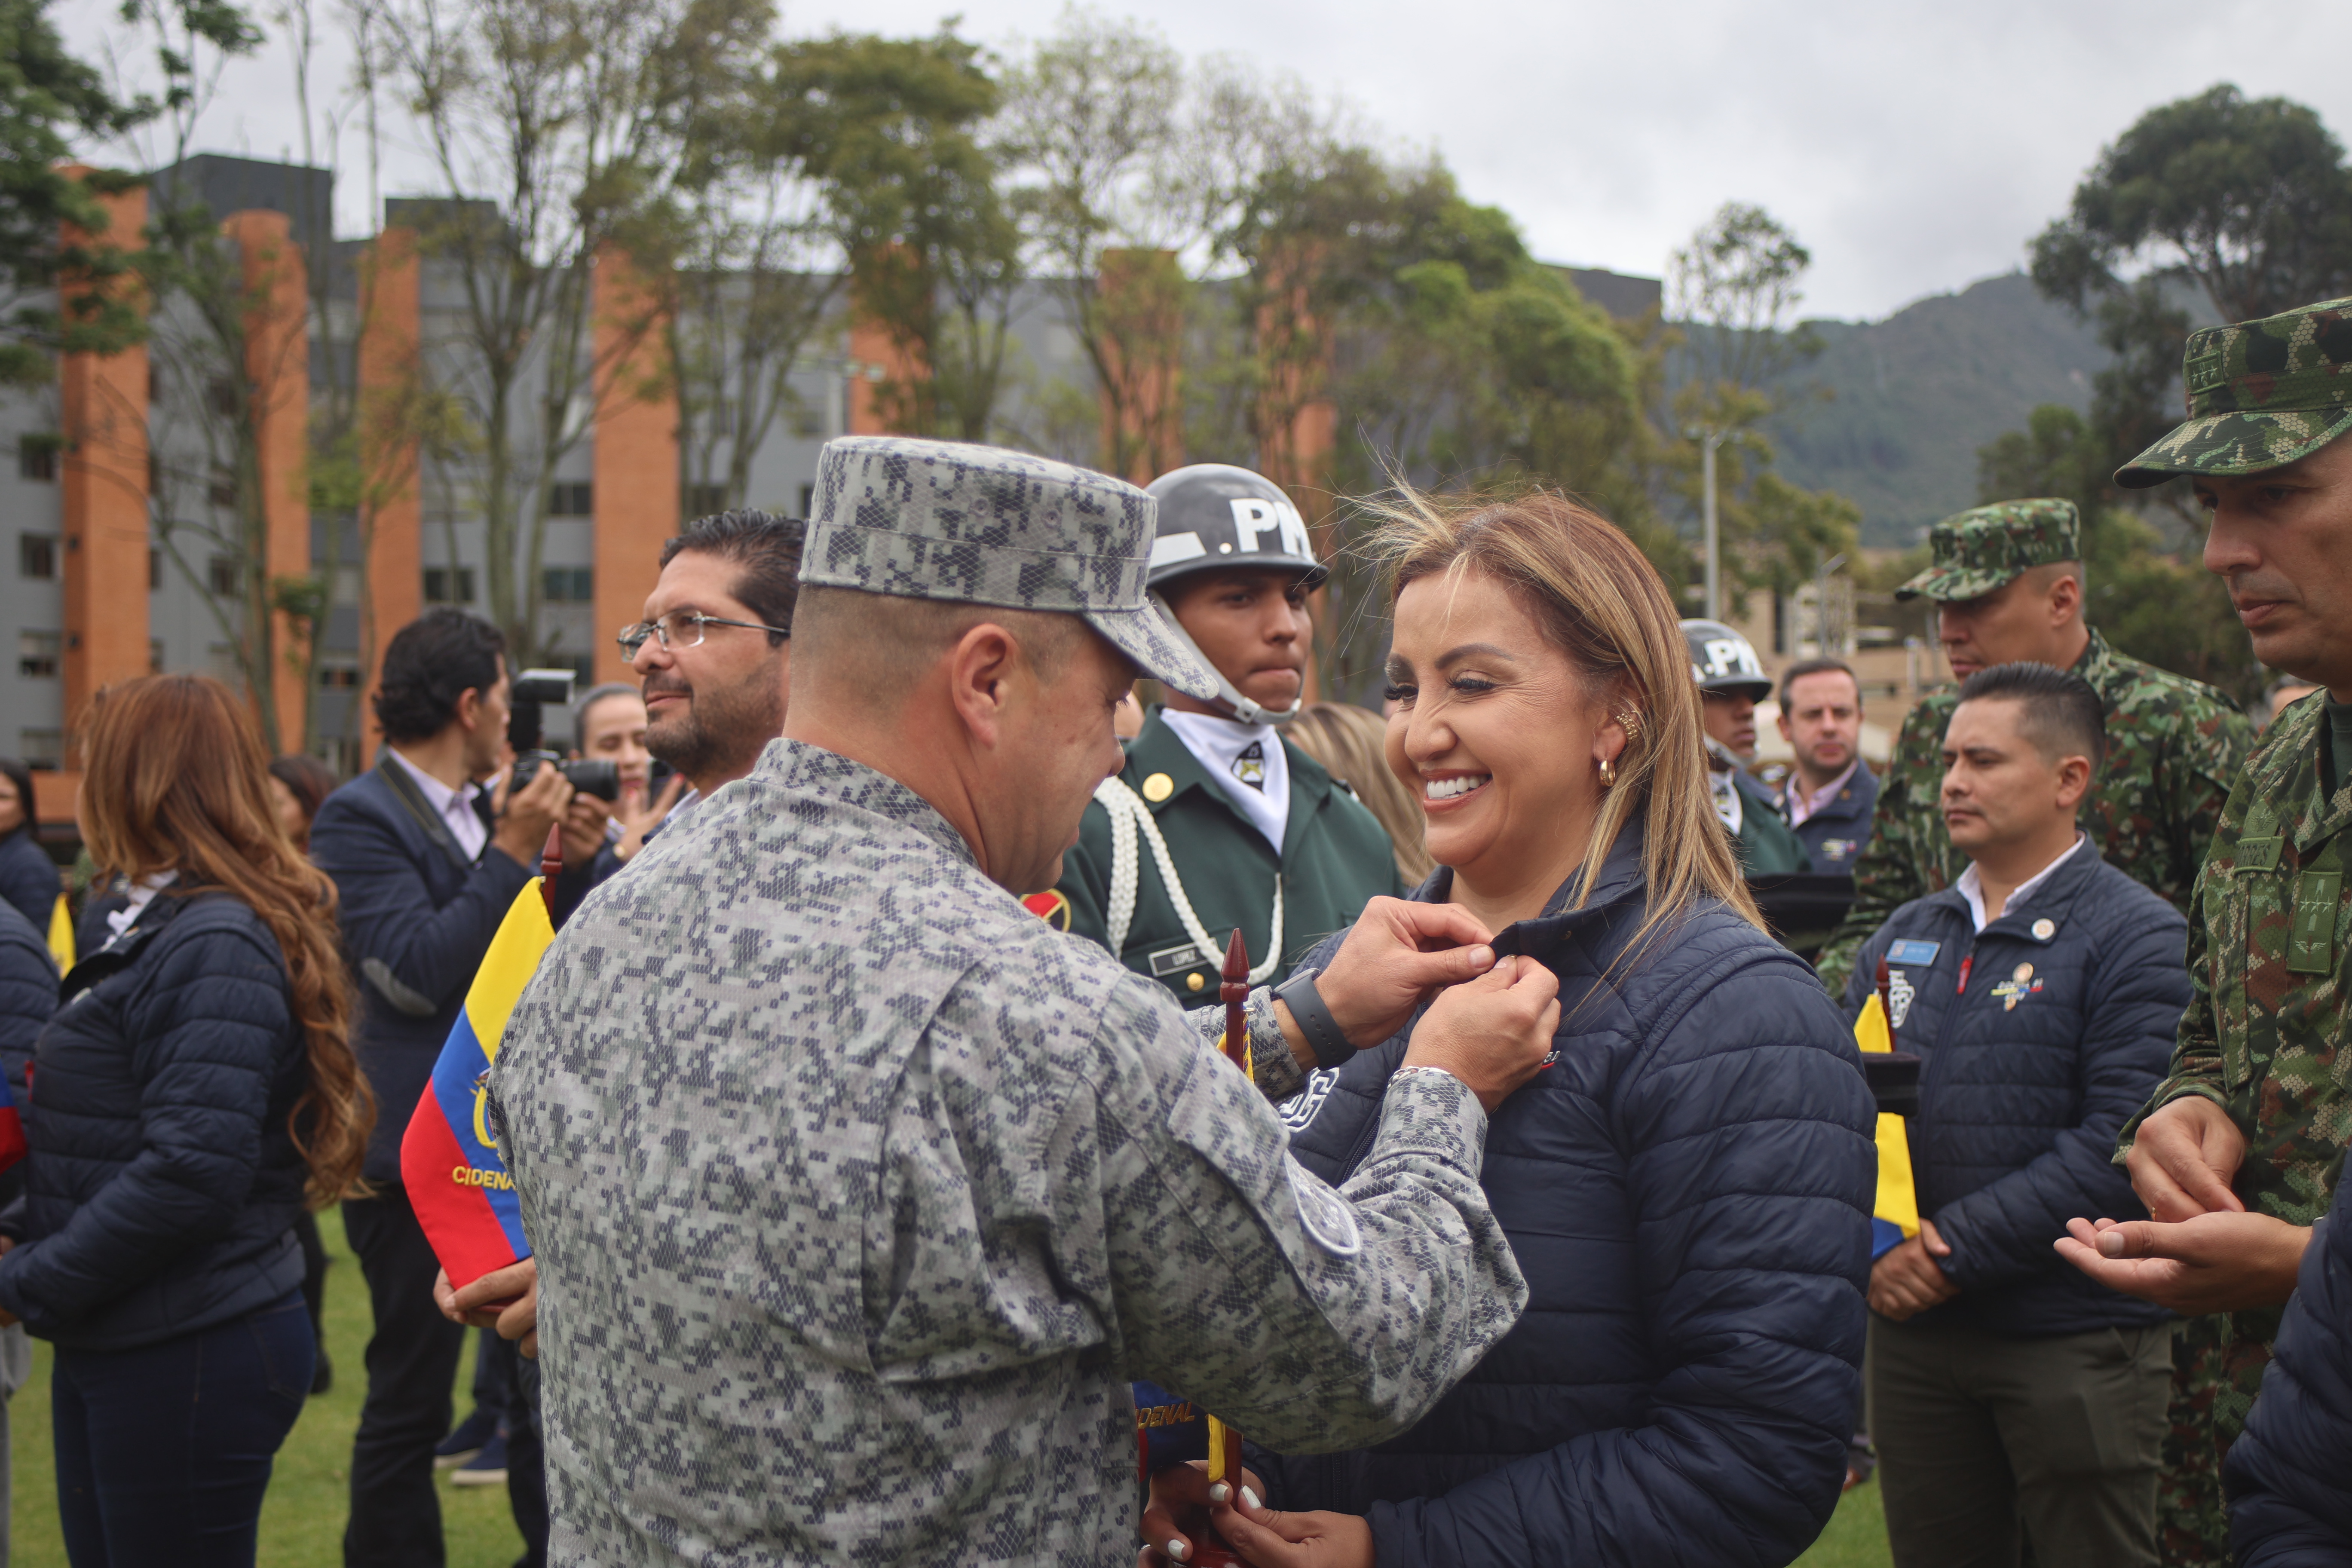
top-left (1781, 760), bottom-right (1880, 874)
top-left (0, 831), bottom-right (59, 939)
top-left (308, 756), bottom-right (535, 1179)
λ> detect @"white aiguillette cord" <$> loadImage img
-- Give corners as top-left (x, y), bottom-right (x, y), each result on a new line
top-left (1093, 775), bottom-right (1282, 984)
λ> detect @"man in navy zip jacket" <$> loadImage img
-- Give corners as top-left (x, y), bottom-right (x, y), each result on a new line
top-left (1843, 662), bottom-right (2188, 1568)
top-left (309, 609), bottom-right (600, 1568)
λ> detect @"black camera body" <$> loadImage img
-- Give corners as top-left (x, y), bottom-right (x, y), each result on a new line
top-left (510, 750), bottom-right (621, 802)
top-left (505, 667), bottom-right (622, 801)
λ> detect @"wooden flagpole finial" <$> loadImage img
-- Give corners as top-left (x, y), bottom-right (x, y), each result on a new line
top-left (1220, 928), bottom-right (1250, 1073)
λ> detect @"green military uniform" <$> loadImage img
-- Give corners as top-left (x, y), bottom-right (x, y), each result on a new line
top-left (1727, 766), bottom-right (1813, 876)
top-left (2107, 297), bottom-right (2352, 1568)
top-left (1815, 502), bottom-right (2254, 997)
top-left (1048, 708), bottom-right (1406, 1002)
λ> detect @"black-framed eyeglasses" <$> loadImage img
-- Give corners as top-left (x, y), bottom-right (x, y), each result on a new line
top-left (616, 611), bottom-right (791, 659)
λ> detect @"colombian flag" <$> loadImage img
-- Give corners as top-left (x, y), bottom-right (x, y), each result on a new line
top-left (1855, 992), bottom-right (1919, 1259)
top-left (399, 879), bottom-right (551, 1288)
top-left (0, 1071), bottom-right (24, 1173)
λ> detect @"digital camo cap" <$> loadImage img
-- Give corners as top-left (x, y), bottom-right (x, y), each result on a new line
top-left (2116, 296), bottom-right (2352, 487)
top-left (801, 436), bottom-right (1219, 700)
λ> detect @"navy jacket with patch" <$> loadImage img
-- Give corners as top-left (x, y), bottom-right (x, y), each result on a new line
top-left (0, 891), bottom-right (311, 1350)
top-left (2228, 1212), bottom-right (2352, 1565)
top-left (1259, 820), bottom-right (1876, 1567)
top-left (309, 756), bottom-right (534, 1179)
top-left (1841, 843), bottom-right (2185, 1337)
top-left (1781, 761), bottom-right (1880, 874)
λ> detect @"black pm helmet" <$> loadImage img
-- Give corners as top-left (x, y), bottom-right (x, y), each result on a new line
top-left (1143, 463), bottom-right (1326, 725)
top-left (1680, 619), bottom-right (1773, 703)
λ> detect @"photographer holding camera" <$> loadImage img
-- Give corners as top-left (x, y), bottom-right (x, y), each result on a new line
top-left (310, 609), bottom-right (600, 1568)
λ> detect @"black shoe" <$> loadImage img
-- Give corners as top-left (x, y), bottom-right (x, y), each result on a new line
top-left (435, 1405), bottom-right (499, 1470)
top-left (309, 1346), bottom-right (334, 1396)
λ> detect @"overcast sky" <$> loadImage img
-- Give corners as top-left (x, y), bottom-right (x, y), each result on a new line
top-left (67, 0), bottom-right (2352, 323)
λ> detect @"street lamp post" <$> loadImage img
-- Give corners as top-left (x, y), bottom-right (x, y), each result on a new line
top-left (1815, 551), bottom-right (1847, 656)
top-left (1700, 429), bottom-right (1724, 621)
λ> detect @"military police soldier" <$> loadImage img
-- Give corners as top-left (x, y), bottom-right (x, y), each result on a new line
top-left (2055, 296), bottom-right (2352, 1568)
top-left (1815, 499), bottom-right (2254, 995)
top-left (1683, 619), bottom-right (1812, 876)
top-left (1044, 463), bottom-right (1405, 999)
top-left (488, 436), bottom-right (1563, 1566)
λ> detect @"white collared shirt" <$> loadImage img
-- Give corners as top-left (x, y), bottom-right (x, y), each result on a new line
top-left (1785, 760), bottom-right (1861, 828)
top-left (1160, 711), bottom-right (1291, 854)
top-left (1955, 832), bottom-right (2086, 933)
top-left (386, 746), bottom-right (489, 861)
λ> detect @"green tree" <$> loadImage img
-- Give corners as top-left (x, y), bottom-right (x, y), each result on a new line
top-left (783, 28), bottom-right (1018, 443)
top-left (1663, 202), bottom-right (1857, 621)
top-left (0, 0), bottom-right (150, 384)
top-left (1977, 403), bottom-right (2255, 702)
top-left (2029, 84), bottom-right (2352, 512)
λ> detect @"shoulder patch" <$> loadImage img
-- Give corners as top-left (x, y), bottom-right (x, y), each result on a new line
top-left (1278, 1067), bottom-right (1339, 1131)
top-left (1286, 1158), bottom-right (1362, 1257)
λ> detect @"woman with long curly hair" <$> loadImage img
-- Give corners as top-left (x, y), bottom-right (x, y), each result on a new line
top-left (0, 674), bottom-right (373, 1566)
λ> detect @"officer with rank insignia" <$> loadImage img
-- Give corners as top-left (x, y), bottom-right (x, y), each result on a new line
top-left (2052, 295), bottom-right (2352, 1568)
top-left (488, 435), bottom-right (1561, 1566)
top-left (1815, 498), bottom-right (2253, 997)
top-left (1682, 619), bottom-right (1812, 876)
top-left (1042, 463), bottom-right (1405, 1000)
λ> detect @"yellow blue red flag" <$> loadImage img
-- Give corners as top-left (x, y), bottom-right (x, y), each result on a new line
top-left (399, 879), bottom-right (551, 1288)
top-left (1854, 992), bottom-right (1919, 1259)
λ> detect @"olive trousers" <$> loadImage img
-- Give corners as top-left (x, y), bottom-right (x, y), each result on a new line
top-left (1871, 1314), bottom-right (2172, 1568)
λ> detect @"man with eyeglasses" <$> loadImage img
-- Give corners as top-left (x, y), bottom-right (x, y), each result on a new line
top-left (617, 509), bottom-right (805, 836)
top-left (438, 509), bottom-right (804, 1376)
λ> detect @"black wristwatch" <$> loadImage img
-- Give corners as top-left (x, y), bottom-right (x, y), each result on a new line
top-left (1274, 966), bottom-right (1354, 1070)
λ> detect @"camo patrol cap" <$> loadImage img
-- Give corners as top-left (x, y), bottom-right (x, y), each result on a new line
top-left (2116, 296), bottom-right (2352, 487)
top-left (801, 435), bottom-right (1218, 699)
top-left (1896, 498), bottom-right (2081, 602)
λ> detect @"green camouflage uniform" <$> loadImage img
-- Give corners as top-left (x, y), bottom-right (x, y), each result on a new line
top-left (1814, 500), bottom-right (2254, 998)
top-left (2109, 296), bottom-right (2352, 1568)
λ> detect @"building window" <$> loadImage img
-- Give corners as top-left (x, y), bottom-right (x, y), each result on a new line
top-left (207, 555), bottom-right (242, 597)
top-left (548, 482), bottom-right (592, 517)
top-left (149, 638), bottom-right (163, 673)
top-left (542, 566), bottom-right (593, 603)
top-left (797, 483), bottom-right (814, 520)
top-left (17, 435), bottom-right (57, 482)
top-left (318, 663), bottom-right (361, 688)
top-left (423, 567), bottom-right (475, 604)
top-left (19, 730), bottom-right (62, 769)
top-left (206, 377), bottom-right (239, 416)
top-left (18, 631), bottom-right (59, 679)
top-left (208, 466), bottom-right (238, 508)
top-left (684, 483), bottom-right (728, 519)
top-left (19, 534), bottom-right (55, 579)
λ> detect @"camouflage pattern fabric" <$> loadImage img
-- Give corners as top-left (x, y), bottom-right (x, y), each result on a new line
top-left (490, 739), bottom-right (1528, 1567)
top-left (2118, 296), bottom-right (2352, 488)
top-left (1816, 628), bottom-right (2253, 997)
top-left (1896, 497), bottom-right (2081, 603)
top-left (2108, 693), bottom-right (2352, 1568)
top-left (802, 434), bottom-right (1218, 699)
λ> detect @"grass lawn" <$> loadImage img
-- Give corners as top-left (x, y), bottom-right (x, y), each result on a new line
top-left (2, 1207), bottom-right (1898, 1568)
top-left (9, 1206), bottom-right (524, 1567)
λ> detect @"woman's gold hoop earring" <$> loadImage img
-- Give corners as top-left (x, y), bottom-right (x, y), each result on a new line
top-left (1598, 756), bottom-right (1617, 789)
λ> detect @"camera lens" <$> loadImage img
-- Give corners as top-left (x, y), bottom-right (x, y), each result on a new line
top-left (561, 759), bottom-right (622, 802)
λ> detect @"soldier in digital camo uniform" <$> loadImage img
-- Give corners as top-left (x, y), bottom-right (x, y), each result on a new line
top-left (487, 435), bottom-right (1561, 1567)
top-left (2053, 296), bottom-right (2352, 1568)
top-left (1814, 499), bottom-right (2252, 997)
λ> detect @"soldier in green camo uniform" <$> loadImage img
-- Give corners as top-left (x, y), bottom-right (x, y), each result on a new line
top-left (1814, 500), bottom-right (2253, 998)
top-left (2053, 296), bottom-right (2352, 1568)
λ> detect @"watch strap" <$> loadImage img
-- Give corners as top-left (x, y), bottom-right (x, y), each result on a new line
top-left (1274, 966), bottom-right (1354, 1070)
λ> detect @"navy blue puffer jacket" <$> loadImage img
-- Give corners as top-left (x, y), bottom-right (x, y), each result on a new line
top-left (1262, 819), bottom-right (1876, 1567)
top-left (2226, 1211), bottom-right (2352, 1565)
top-left (0, 889), bottom-right (313, 1351)
top-left (1839, 843), bottom-right (2185, 1337)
